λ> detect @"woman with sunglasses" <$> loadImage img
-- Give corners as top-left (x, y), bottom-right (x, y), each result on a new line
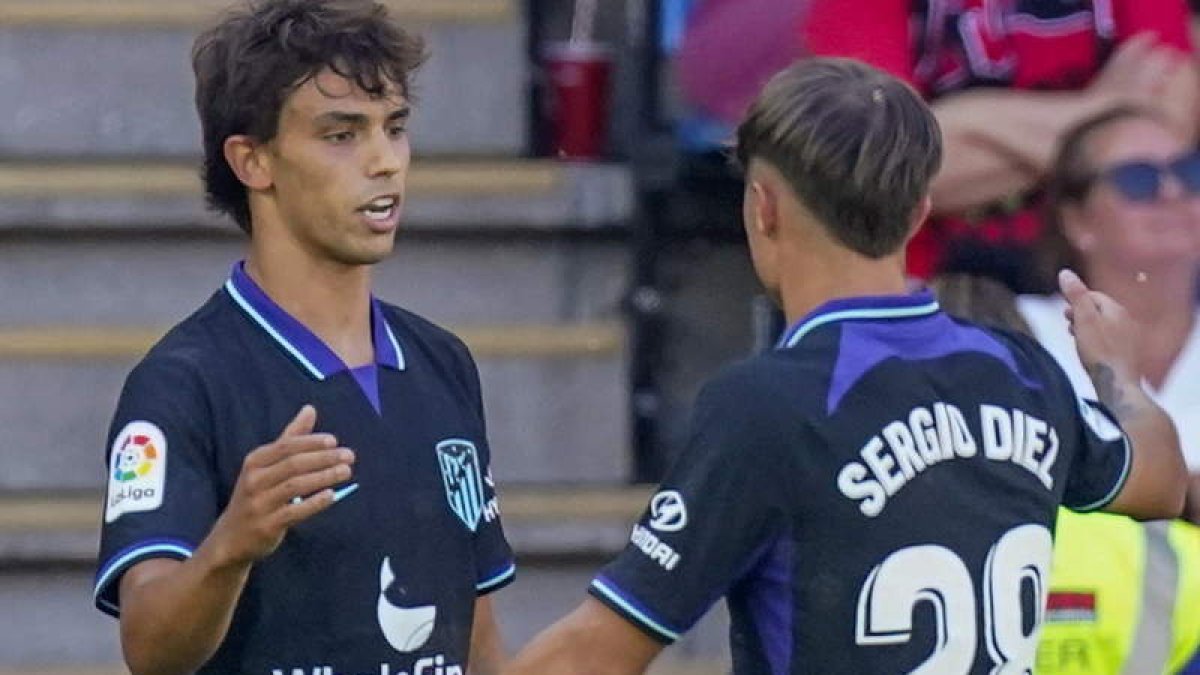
top-left (1017, 106), bottom-right (1200, 674)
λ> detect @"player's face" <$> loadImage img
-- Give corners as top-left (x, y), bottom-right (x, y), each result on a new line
top-left (1067, 117), bottom-right (1200, 273)
top-left (265, 69), bottom-right (410, 266)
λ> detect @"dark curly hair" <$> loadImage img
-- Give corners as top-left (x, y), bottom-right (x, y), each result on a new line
top-left (192, 0), bottom-right (427, 232)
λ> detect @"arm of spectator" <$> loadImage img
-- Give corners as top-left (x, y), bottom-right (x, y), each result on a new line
top-left (1059, 270), bottom-right (1186, 520)
top-left (929, 34), bottom-right (1197, 213)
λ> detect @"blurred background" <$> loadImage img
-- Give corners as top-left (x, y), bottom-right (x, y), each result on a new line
top-left (2, 0), bottom-right (1199, 673)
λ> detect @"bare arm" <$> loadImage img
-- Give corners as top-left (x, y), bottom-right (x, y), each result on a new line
top-left (118, 405), bottom-right (355, 675)
top-left (469, 595), bottom-right (507, 675)
top-left (930, 90), bottom-right (1109, 213)
top-left (930, 34), bottom-right (1199, 214)
top-left (503, 597), bottom-right (664, 675)
top-left (1059, 270), bottom-right (1186, 519)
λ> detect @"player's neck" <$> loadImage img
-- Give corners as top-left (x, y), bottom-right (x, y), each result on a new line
top-left (244, 243), bottom-right (376, 368)
top-left (778, 248), bottom-right (909, 326)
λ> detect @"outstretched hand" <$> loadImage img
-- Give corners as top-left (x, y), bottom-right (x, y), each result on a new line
top-left (1059, 268), bottom-right (1139, 396)
top-left (209, 405), bottom-right (355, 566)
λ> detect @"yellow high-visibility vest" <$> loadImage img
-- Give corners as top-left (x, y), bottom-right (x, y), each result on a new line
top-left (1037, 509), bottom-right (1200, 674)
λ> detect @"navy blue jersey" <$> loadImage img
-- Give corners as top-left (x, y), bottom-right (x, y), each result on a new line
top-left (95, 263), bottom-right (513, 675)
top-left (592, 291), bottom-right (1130, 674)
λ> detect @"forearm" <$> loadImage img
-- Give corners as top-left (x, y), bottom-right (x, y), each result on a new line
top-left (504, 599), bottom-right (661, 675)
top-left (929, 140), bottom-right (1036, 214)
top-left (1092, 365), bottom-right (1186, 519)
top-left (933, 88), bottom-right (1113, 181)
top-left (119, 544), bottom-right (253, 675)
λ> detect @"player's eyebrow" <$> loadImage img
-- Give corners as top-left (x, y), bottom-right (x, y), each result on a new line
top-left (314, 106), bottom-right (410, 127)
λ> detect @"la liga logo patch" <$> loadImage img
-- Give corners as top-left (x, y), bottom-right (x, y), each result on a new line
top-left (105, 421), bottom-right (167, 523)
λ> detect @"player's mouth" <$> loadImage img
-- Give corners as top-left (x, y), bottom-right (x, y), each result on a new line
top-left (356, 194), bottom-right (402, 232)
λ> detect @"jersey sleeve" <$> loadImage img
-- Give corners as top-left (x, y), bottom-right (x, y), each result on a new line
top-left (94, 354), bottom-right (219, 617)
top-left (1113, 0), bottom-right (1193, 53)
top-left (589, 368), bottom-right (792, 643)
top-left (1061, 396), bottom-right (1133, 512)
top-left (451, 338), bottom-right (515, 595)
top-left (802, 0), bottom-right (918, 84)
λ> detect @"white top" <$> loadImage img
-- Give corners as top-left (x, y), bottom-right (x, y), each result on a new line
top-left (1017, 294), bottom-right (1200, 470)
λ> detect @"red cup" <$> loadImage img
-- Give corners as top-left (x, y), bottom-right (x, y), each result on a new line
top-left (542, 41), bottom-right (612, 160)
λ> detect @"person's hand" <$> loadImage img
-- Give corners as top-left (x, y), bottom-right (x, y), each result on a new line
top-left (1089, 33), bottom-right (1187, 111)
top-left (1059, 269), bottom-right (1139, 389)
top-left (208, 405), bottom-right (355, 567)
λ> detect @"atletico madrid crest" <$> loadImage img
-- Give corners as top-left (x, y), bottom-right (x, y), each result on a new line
top-left (436, 439), bottom-right (485, 532)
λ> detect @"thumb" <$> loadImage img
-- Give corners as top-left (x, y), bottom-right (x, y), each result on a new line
top-left (279, 404), bottom-right (317, 438)
top-left (1058, 269), bottom-right (1091, 306)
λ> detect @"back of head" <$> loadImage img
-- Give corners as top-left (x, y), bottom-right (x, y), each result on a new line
top-left (192, 0), bottom-right (427, 232)
top-left (735, 58), bottom-right (943, 257)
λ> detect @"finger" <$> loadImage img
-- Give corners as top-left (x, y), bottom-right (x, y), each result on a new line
top-left (244, 432), bottom-right (338, 469)
top-left (1088, 290), bottom-right (1127, 320)
top-left (1058, 268), bottom-right (1091, 304)
top-left (253, 446), bottom-right (355, 493)
top-left (280, 488), bottom-right (338, 526)
top-left (279, 405), bottom-right (317, 439)
top-left (266, 462), bottom-right (354, 508)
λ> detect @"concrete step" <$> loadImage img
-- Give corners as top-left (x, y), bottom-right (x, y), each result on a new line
top-left (0, 0), bottom-right (527, 156)
top-left (0, 234), bottom-right (631, 487)
top-left (0, 159), bottom-right (634, 231)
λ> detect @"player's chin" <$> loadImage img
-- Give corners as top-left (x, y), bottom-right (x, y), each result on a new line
top-left (331, 239), bottom-right (397, 266)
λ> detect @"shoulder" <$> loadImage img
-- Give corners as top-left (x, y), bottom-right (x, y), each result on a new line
top-left (376, 302), bottom-right (481, 394)
top-left (377, 301), bottom-right (471, 358)
top-left (122, 294), bottom-right (235, 399)
top-left (694, 354), bottom-right (818, 429)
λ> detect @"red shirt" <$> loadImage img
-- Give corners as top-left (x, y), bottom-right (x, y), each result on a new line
top-left (802, 0), bottom-right (1193, 282)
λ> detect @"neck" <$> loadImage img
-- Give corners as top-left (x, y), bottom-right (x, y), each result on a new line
top-left (245, 235), bottom-right (375, 368)
top-left (778, 246), bottom-right (910, 325)
top-left (1086, 261), bottom-right (1197, 389)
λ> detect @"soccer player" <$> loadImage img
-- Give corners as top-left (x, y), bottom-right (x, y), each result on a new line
top-left (503, 58), bottom-right (1186, 674)
top-left (93, 2), bottom-right (513, 674)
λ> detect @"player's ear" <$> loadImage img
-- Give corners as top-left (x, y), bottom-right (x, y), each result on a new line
top-left (223, 134), bottom-right (273, 191)
top-left (748, 178), bottom-right (781, 240)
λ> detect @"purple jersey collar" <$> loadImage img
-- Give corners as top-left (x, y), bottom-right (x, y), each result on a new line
top-left (223, 261), bottom-right (406, 380)
top-left (776, 290), bottom-right (941, 349)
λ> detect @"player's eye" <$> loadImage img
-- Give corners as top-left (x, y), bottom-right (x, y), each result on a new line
top-left (324, 130), bottom-right (355, 143)
top-left (387, 125), bottom-right (407, 138)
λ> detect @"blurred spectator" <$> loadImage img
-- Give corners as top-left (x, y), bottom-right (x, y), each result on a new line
top-left (674, 0), bottom-right (807, 149)
top-left (1026, 106), bottom-right (1200, 673)
top-left (1019, 105), bottom-right (1200, 472)
top-left (932, 271), bottom-right (1200, 675)
top-left (806, 0), bottom-right (1199, 293)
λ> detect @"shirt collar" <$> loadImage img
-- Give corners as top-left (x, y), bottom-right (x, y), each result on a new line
top-left (223, 261), bottom-right (406, 380)
top-left (776, 290), bottom-right (941, 349)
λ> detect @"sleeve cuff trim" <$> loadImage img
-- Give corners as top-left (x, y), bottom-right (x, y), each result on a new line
top-left (589, 577), bottom-right (681, 643)
top-left (476, 561), bottom-right (516, 593)
top-left (94, 539), bottom-right (194, 614)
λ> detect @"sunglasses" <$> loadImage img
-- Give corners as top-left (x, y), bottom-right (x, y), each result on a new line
top-left (1087, 151), bottom-right (1200, 202)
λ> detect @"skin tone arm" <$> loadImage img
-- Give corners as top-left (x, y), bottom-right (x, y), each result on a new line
top-left (1059, 270), bottom-right (1186, 519)
top-left (117, 405), bottom-right (356, 675)
top-left (503, 597), bottom-right (664, 675)
top-left (931, 34), bottom-right (1200, 214)
top-left (469, 595), bottom-right (507, 675)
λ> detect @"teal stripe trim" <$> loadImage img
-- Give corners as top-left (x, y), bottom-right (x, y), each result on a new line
top-left (224, 280), bottom-right (325, 380)
top-left (384, 321), bottom-right (406, 370)
top-left (1075, 433), bottom-right (1133, 512)
top-left (94, 542), bottom-right (194, 605)
top-left (476, 562), bottom-right (516, 592)
top-left (782, 301), bottom-right (941, 349)
top-left (590, 578), bottom-right (681, 642)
